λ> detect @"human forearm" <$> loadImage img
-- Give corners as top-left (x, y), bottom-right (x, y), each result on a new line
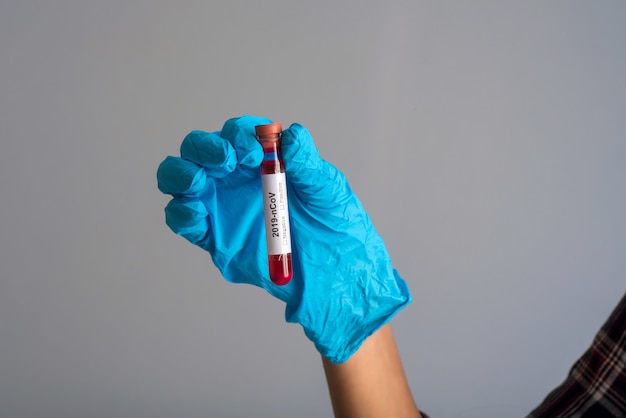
top-left (322, 324), bottom-right (422, 418)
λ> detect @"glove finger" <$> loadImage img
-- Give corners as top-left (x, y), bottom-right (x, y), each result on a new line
top-left (282, 123), bottom-right (348, 202)
top-left (157, 156), bottom-right (206, 196)
top-left (164, 197), bottom-right (210, 245)
top-left (281, 123), bottom-right (323, 178)
top-left (220, 115), bottom-right (270, 169)
top-left (180, 131), bottom-right (237, 178)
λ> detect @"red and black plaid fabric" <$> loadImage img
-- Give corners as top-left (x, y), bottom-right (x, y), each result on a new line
top-left (527, 292), bottom-right (626, 418)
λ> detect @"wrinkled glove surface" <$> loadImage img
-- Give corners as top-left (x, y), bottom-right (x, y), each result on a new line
top-left (157, 115), bottom-right (411, 363)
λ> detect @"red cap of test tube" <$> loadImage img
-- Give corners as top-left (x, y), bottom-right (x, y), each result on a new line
top-left (255, 122), bottom-right (282, 137)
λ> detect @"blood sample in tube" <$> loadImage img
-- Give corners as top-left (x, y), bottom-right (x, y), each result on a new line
top-left (255, 122), bottom-right (293, 286)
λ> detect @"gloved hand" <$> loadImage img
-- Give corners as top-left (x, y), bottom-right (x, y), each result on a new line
top-left (157, 115), bottom-right (411, 363)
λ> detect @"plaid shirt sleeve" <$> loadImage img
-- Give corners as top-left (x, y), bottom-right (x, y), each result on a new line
top-left (527, 291), bottom-right (626, 418)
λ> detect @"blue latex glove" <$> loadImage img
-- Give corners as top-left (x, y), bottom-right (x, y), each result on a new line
top-left (157, 116), bottom-right (411, 363)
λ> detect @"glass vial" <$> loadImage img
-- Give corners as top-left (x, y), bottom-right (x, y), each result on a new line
top-left (255, 122), bottom-right (293, 286)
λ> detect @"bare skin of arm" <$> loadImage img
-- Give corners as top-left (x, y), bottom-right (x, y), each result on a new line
top-left (322, 324), bottom-right (423, 418)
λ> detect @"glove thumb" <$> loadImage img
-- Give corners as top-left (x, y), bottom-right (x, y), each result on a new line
top-left (282, 123), bottom-right (349, 203)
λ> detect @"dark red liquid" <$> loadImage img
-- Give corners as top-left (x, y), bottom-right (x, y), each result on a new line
top-left (261, 151), bottom-right (293, 286)
top-left (260, 159), bottom-right (282, 175)
top-left (268, 253), bottom-right (292, 286)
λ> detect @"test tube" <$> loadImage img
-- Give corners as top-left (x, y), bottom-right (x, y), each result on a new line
top-left (255, 122), bottom-right (293, 286)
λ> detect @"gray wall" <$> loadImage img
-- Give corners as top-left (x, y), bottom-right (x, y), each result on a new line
top-left (1, 1), bottom-right (625, 417)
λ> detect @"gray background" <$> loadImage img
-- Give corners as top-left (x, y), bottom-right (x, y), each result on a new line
top-left (1, 1), bottom-right (625, 417)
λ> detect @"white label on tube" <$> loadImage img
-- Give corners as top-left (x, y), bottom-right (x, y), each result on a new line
top-left (262, 173), bottom-right (292, 255)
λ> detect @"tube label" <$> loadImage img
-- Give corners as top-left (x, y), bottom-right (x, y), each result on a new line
top-left (262, 173), bottom-right (292, 255)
